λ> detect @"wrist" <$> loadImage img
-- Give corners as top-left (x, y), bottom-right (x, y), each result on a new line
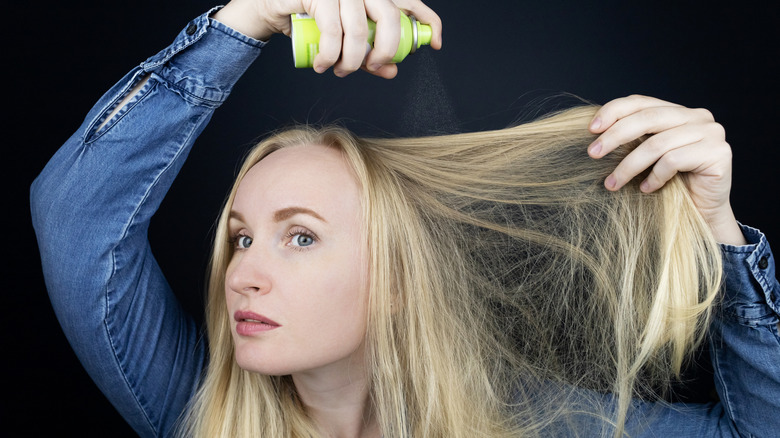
top-left (705, 205), bottom-right (747, 246)
top-left (212, 0), bottom-right (275, 41)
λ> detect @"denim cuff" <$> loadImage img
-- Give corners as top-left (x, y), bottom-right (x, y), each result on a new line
top-left (141, 6), bottom-right (266, 105)
top-left (718, 223), bottom-right (779, 326)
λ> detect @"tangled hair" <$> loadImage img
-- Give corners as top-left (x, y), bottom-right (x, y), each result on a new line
top-left (179, 105), bottom-right (722, 437)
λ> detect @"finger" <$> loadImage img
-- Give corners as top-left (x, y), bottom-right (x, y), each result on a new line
top-left (639, 145), bottom-right (704, 193)
top-left (394, 0), bottom-right (443, 49)
top-left (641, 127), bottom-right (730, 193)
top-left (360, 63), bottom-right (398, 78)
top-left (604, 124), bottom-right (705, 191)
top-left (364, 0), bottom-right (400, 72)
top-left (640, 138), bottom-right (730, 194)
top-left (589, 94), bottom-right (683, 134)
top-left (333, 0), bottom-right (370, 76)
top-left (588, 105), bottom-right (711, 159)
top-left (309, 0), bottom-right (343, 73)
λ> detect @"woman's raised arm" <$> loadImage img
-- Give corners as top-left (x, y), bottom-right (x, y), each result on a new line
top-left (30, 1), bottom-right (440, 435)
top-left (30, 9), bottom-right (264, 436)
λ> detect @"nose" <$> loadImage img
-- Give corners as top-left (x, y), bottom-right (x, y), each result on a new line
top-left (226, 249), bottom-right (272, 296)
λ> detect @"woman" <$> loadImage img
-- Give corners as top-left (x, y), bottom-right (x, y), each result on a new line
top-left (31, 0), bottom-right (778, 436)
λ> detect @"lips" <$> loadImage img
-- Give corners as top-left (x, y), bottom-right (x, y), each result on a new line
top-left (234, 310), bottom-right (280, 335)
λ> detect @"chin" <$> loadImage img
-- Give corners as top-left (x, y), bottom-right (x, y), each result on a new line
top-left (235, 356), bottom-right (290, 376)
top-left (233, 346), bottom-right (290, 376)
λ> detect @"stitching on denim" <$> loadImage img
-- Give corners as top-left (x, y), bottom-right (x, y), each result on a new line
top-left (103, 243), bottom-right (158, 435)
top-left (142, 13), bottom-right (212, 71)
top-left (156, 74), bottom-right (223, 108)
top-left (86, 74), bottom-right (155, 144)
top-left (709, 333), bottom-right (741, 435)
top-left (207, 17), bottom-right (268, 48)
top-left (103, 108), bottom-right (211, 436)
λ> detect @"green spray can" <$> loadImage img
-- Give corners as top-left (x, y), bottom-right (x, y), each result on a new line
top-left (290, 12), bottom-right (433, 68)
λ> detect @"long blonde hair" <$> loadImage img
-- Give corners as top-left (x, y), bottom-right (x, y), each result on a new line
top-left (179, 105), bottom-right (722, 437)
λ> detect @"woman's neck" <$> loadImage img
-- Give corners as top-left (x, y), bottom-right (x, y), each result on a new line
top-left (291, 357), bottom-right (379, 438)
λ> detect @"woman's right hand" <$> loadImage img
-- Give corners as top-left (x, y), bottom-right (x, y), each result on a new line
top-left (213, 0), bottom-right (442, 79)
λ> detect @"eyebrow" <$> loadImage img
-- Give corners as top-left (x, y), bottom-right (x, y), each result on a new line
top-left (273, 207), bottom-right (327, 223)
top-left (228, 207), bottom-right (327, 224)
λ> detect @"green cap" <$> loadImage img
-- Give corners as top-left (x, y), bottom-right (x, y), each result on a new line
top-left (417, 23), bottom-right (432, 49)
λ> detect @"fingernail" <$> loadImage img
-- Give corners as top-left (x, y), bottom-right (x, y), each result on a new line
top-left (640, 180), bottom-right (650, 192)
top-left (369, 64), bottom-right (381, 72)
top-left (590, 117), bottom-right (602, 131)
top-left (605, 174), bottom-right (617, 190)
top-left (589, 140), bottom-right (602, 156)
top-left (314, 65), bottom-right (326, 74)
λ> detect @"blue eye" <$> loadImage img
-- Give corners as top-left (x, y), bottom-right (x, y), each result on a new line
top-left (290, 233), bottom-right (314, 247)
top-left (236, 235), bottom-right (252, 249)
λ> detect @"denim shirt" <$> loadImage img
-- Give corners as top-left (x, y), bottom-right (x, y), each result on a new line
top-left (30, 8), bottom-right (780, 438)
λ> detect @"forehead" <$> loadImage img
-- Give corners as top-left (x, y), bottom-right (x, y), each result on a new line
top-left (232, 144), bottom-right (362, 221)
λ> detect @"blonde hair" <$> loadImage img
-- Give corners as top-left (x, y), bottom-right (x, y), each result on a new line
top-left (179, 105), bottom-right (722, 437)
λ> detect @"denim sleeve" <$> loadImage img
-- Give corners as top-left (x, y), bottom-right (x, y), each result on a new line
top-left (30, 8), bottom-right (264, 437)
top-left (709, 224), bottom-right (780, 437)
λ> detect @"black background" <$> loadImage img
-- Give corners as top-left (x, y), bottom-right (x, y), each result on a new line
top-left (8, 1), bottom-right (779, 435)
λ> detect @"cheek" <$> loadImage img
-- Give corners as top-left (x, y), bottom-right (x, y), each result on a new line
top-left (305, 278), bottom-right (367, 326)
top-left (300, 261), bottom-right (369, 343)
top-left (341, 263), bottom-right (371, 341)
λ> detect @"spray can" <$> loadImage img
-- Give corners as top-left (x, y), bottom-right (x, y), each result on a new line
top-left (290, 12), bottom-right (433, 68)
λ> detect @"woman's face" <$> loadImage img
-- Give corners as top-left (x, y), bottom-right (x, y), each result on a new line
top-left (225, 144), bottom-right (369, 377)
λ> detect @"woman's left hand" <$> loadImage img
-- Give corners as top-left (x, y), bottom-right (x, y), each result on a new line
top-left (587, 94), bottom-right (746, 245)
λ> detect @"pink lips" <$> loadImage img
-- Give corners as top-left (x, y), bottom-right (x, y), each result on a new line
top-left (234, 310), bottom-right (281, 336)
